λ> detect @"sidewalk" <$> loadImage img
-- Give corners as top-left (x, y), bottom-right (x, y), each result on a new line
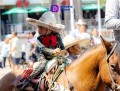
top-left (0, 60), bottom-right (12, 79)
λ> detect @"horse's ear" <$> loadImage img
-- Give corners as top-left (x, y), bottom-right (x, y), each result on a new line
top-left (100, 36), bottom-right (112, 54)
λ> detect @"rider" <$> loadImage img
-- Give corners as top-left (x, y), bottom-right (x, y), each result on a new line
top-left (22, 12), bottom-right (65, 87)
top-left (63, 35), bottom-right (81, 63)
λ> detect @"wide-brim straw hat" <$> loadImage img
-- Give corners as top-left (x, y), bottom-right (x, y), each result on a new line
top-left (26, 12), bottom-right (65, 33)
top-left (63, 35), bottom-right (81, 49)
top-left (76, 19), bottom-right (87, 26)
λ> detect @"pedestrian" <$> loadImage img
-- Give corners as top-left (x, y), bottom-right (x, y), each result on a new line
top-left (8, 35), bottom-right (13, 68)
top-left (10, 32), bottom-right (21, 71)
top-left (28, 31), bottom-right (37, 67)
top-left (105, 0), bottom-right (120, 42)
top-left (0, 35), bottom-right (11, 68)
top-left (25, 32), bottom-right (31, 67)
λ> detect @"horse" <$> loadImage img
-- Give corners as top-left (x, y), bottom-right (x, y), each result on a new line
top-left (56, 37), bottom-right (120, 91)
top-left (0, 37), bottom-right (120, 91)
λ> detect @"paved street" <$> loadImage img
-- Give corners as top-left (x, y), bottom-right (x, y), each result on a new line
top-left (0, 61), bottom-right (12, 79)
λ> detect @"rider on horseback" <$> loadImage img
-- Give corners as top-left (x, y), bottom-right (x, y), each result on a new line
top-left (63, 35), bottom-right (81, 63)
top-left (21, 12), bottom-right (65, 89)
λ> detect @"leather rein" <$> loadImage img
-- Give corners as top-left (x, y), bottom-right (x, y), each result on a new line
top-left (106, 42), bottom-right (120, 91)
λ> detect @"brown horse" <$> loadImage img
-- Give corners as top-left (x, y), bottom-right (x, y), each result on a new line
top-left (56, 37), bottom-right (120, 91)
top-left (0, 37), bottom-right (120, 91)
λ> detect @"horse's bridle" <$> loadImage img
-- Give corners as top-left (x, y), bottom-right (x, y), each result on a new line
top-left (106, 42), bottom-right (120, 91)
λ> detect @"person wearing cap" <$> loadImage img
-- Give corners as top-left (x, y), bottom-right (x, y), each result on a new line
top-left (0, 35), bottom-right (11, 68)
top-left (21, 12), bottom-right (65, 88)
top-left (70, 19), bottom-right (90, 40)
top-left (63, 35), bottom-right (81, 64)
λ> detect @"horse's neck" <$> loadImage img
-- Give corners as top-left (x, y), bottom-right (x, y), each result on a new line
top-left (71, 45), bottom-right (105, 69)
top-left (67, 45), bottom-right (106, 90)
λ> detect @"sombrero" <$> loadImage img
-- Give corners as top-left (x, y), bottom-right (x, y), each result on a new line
top-left (26, 12), bottom-right (65, 33)
top-left (63, 35), bottom-right (80, 49)
top-left (76, 19), bottom-right (87, 26)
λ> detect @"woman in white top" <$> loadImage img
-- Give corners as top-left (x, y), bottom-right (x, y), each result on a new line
top-left (70, 19), bottom-right (90, 40)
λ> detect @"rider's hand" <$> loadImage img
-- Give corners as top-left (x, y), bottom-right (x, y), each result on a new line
top-left (53, 48), bottom-right (61, 56)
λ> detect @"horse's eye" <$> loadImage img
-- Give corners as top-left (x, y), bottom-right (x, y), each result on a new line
top-left (111, 64), bottom-right (116, 69)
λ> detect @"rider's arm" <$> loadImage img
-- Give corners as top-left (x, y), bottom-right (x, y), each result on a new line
top-left (105, 0), bottom-right (120, 29)
top-left (37, 39), bottom-right (54, 56)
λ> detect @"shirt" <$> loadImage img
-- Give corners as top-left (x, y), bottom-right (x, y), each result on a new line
top-left (11, 37), bottom-right (21, 58)
top-left (70, 29), bottom-right (90, 40)
top-left (105, 0), bottom-right (120, 30)
top-left (0, 42), bottom-right (9, 57)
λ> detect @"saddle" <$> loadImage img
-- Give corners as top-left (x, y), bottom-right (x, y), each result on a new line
top-left (14, 57), bottom-right (68, 91)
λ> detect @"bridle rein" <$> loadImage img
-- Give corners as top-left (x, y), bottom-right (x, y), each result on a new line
top-left (106, 42), bottom-right (120, 91)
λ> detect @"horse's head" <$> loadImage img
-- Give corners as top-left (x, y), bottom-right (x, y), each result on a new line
top-left (100, 37), bottom-right (120, 91)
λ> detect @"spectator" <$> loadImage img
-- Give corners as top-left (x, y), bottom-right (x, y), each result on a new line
top-left (90, 17), bottom-right (97, 26)
top-left (11, 32), bottom-right (21, 71)
top-left (70, 19), bottom-right (90, 40)
top-left (91, 28), bottom-right (101, 45)
top-left (8, 35), bottom-right (13, 68)
top-left (0, 35), bottom-right (11, 68)
top-left (105, 0), bottom-right (120, 42)
top-left (25, 32), bottom-right (31, 67)
top-left (84, 10), bottom-right (92, 19)
top-left (28, 31), bottom-right (37, 67)
top-left (95, 11), bottom-right (98, 24)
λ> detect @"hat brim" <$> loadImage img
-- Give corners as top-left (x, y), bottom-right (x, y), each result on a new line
top-left (26, 18), bottom-right (65, 33)
top-left (65, 39), bottom-right (81, 49)
top-left (76, 22), bottom-right (87, 26)
top-left (65, 39), bottom-right (91, 49)
top-left (79, 39), bottom-right (91, 47)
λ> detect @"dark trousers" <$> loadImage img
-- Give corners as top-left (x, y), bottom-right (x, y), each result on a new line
top-left (3, 57), bottom-right (6, 68)
top-left (28, 60), bottom-right (47, 79)
top-left (0, 62), bottom-right (2, 68)
top-left (113, 30), bottom-right (120, 42)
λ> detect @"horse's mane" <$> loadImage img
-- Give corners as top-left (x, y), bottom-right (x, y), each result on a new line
top-left (79, 44), bottom-right (100, 58)
top-left (68, 44), bottom-right (101, 66)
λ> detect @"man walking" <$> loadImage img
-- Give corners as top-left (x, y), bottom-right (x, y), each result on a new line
top-left (11, 32), bottom-right (21, 71)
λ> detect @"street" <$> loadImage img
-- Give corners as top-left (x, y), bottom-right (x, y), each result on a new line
top-left (0, 60), bottom-right (12, 79)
